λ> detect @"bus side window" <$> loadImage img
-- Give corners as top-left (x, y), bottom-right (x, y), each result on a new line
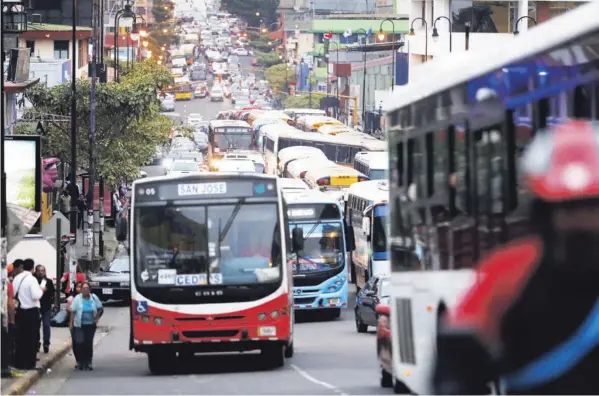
top-left (324, 144), bottom-right (337, 161)
top-left (349, 147), bottom-right (360, 163)
top-left (337, 145), bottom-right (350, 164)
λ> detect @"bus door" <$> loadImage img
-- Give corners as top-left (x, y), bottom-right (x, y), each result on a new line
top-left (362, 205), bottom-right (374, 277)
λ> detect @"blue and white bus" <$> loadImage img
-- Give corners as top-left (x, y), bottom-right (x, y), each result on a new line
top-left (283, 190), bottom-right (356, 318)
top-left (354, 151), bottom-right (388, 180)
top-left (344, 180), bottom-right (389, 289)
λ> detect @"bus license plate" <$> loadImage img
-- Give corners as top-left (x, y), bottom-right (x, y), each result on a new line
top-left (329, 298), bottom-right (340, 306)
top-left (102, 288), bottom-right (113, 295)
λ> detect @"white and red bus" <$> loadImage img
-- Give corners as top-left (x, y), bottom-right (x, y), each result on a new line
top-left (129, 173), bottom-right (298, 374)
top-left (207, 120), bottom-right (254, 170)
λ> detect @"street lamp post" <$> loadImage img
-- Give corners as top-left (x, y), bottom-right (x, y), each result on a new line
top-left (329, 41), bottom-right (343, 112)
top-left (114, 1), bottom-right (134, 82)
top-left (432, 16), bottom-right (452, 52)
top-left (354, 28), bottom-right (368, 130)
top-left (409, 17), bottom-right (428, 62)
top-left (378, 19), bottom-right (396, 90)
top-left (513, 16), bottom-right (537, 35)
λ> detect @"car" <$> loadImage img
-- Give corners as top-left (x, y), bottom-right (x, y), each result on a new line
top-left (210, 86), bottom-right (225, 101)
top-left (88, 255), bottom-right (131, 302)
top-left (160, 97), bottom-right (175, 111)
top-left (168, 159), bottom-right (201, 176)
top-left (193, 132), bottom-right (209, 151)
top-left (234, 100), bottom-right (251, 110)
top-left (251, 58), bottom-right (259, 66)
top-left (214, 158), bottom-right (256, 173)
top-left (234, 48), bottom-right (248, 56)
top-left (194, 85), bottom-right (207, 98)
top-left (355, 275), bottom-right (391, 333)
top-left (187, 113), bottom-right (203, 126)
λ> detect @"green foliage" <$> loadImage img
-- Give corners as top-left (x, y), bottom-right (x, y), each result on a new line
top-left (176, 126), bottom-right (196, 140)
top-left (256, 51), bottom-right (283, 68)
top-left (23, 60), bottom-right (173, 188)
top-left (264, 63), bottom-right (295, 93)
top-left (284, 94), bottom-right (315, 109)
top-left (223, 0), bottom-right (280, 27)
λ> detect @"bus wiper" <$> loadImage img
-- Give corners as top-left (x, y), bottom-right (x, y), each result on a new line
top-left (219, 198), bottom-right (245, 242)
top-left (303, 220), bottom-right (321, 241)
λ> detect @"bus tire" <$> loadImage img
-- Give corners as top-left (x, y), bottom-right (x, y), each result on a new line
top-left (262, 343), bottom-right (285, 369)
top-left (284, 341), bottom-right (294, 358)
top-left (393, 378), bottom-right (412, 395)
top-left (380, 369), bottom-right (393, 388)
top-left (148, 352), bottom-right (175, 375)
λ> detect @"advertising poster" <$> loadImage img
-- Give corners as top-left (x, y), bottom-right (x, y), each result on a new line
top-left (4, 135), bottom-right (41, 212)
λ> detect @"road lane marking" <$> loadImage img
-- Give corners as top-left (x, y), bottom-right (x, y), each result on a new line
top-left (290, 364), bottom-right (347, 395)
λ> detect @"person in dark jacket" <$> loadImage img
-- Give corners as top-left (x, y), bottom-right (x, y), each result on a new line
top-left (77, 196), bottom-right (87, 230)
top-left (35, 265), bottom-right (56, 354)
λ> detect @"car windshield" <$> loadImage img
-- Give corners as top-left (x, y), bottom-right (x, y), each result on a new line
top-left (134, 203), bottom-right (282, 286)
top-left (105, 257), bottom-right (130, 273)
top-left (172, 162), bottom-right (197, 171)
top-left (289, 222), bottom-right (344, 275)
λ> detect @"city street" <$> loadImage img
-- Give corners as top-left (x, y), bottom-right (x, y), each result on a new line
top-left (31, 288), bottom-right (392, 395)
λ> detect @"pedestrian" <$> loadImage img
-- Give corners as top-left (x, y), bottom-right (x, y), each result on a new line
top-left (1, 263), bottom-right (17, 378)
top-left (69, 282), bottom-right (103, 370)
top-left (60, 190), bottom-right (71, 218)
top-left (66, 281), bottom-right (83, 368)
top-left (35, 265), bottom-right (56, 354)
top-left (77, 196), bottom-right (87, 230)
top-left (12, 258), bottom-right (43, 370)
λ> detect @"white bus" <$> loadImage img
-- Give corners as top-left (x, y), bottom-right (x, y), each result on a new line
top-left (262, 127), bottom-right (386, 173)
top-left (283, 108), bottom-right (326, 122)
top-left (276, 146), bottom-right (327, 177)
top-left (384, 3), bottom-right (599, 394)
top-left (285, 157), bottom-right (335, 180)
top-left (278, 178), bottom-right (310, 193)
top-left (343, 180), bottom-right (389, 289)
top-left (354, 151), bottom-right (388, 181)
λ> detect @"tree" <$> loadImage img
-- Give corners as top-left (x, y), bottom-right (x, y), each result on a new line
top-left (264, 63), bottom-right (293, 93)
top-left (284, 95), bottom-right (316, 109)
top-left (23, 60), bottom-right (173, 188)
top-left (256, 51), bottom-right (283, 68)
top-left (152, 0), bottom-right (173, 24)
top-left (223, 0), bottom-right (280, 27)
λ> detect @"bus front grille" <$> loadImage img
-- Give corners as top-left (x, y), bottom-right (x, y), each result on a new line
top-left (395, 298), bottom-right (416, 364)
top-left (182, 330), bottom-right (239, 338)
top-left (294, 297), bottom-right (317, 305)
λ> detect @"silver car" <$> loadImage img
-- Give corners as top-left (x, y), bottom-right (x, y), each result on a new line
top-left (160, 97), bottom-right (175, 111)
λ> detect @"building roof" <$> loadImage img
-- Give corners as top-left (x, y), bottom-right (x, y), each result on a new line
top-left (26, 22), bottom-right (92, 32)
top-left (311, 18), bottom-right (409, 34)
top-left (4, 78), bottom-right (40, 94)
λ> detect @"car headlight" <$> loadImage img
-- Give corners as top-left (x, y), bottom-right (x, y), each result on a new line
top-left (120, 281), bottom-right (130, 287)
top-left (89, 281), bottom-right (99, 287)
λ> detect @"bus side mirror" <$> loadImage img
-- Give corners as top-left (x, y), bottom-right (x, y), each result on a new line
top-left (345, 224), bottom-right (356, 251)
top-left (292, 227), bottom-right (304, 252)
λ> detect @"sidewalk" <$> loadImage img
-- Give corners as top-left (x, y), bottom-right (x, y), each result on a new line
top-left (1, 327), bottom-right (72, 395)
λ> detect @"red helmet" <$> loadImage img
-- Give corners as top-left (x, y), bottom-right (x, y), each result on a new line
top-left (523, 120), bottom-right (599, 202)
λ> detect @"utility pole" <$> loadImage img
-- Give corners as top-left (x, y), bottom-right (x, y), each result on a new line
top-left (69, 0), bottom-right (79, 291)
top-left (88, 0), bottom-right (99, 262)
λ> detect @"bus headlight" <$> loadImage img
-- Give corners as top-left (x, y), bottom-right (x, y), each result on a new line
top-left (141, 315), bottom-right (150, 323)
top-left (154, 317), bottom-right (163, 326)
top-left (258, 313), bottom-right (267, 321)
top-left (270, 310), bottom-right (279, 319)
top-left (329, 286), bottom-right (336, 293)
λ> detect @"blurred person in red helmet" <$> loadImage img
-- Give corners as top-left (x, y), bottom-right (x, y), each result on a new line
top-left (432, 120), bottom-right (599, 395)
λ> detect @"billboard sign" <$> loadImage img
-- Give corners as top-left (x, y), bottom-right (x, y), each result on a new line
top-left (4, 135), bottom-right (42, 212)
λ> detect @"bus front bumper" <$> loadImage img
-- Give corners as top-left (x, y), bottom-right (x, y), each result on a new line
top-left (293, 282), bottom-right (348, 310)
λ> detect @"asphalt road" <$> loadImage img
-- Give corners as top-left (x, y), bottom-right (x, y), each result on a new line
top-left (33, 287), bottom-right (392, 395)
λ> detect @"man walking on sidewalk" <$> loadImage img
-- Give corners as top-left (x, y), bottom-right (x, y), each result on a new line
top-left (13, 258), bottom-right (43, 370)
top-left (35, 265), bottom-right (55, 354)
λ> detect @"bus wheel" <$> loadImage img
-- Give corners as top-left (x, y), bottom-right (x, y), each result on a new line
top-left (393, 378), bottom-right (411, 394)
top-left (284, 341), bottom-right (294, 358)
top-left (380, 369), bottom-right (393, 388)
top-left (262, 343), bottom-right (285, 369)
top-left (148, 352), bottom-right (175, 375)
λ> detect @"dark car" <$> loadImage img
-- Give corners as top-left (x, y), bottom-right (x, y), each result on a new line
top-left (89, 256), bottom-right (130, 302)
top-left (354, 274), bottom-right (390, 333)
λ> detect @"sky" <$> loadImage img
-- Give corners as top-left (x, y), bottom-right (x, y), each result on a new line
top-left (4, 140), bottom-right (37, 173)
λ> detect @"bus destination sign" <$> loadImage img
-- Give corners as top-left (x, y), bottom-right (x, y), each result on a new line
top-left (135, 179), bottom-right (278, 201)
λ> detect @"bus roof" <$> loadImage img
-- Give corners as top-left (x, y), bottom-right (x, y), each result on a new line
top-left (355, 151), bottom-right (388, 169)
top-left (283, 108), bottom-right (326, 117)
top-left (132, 171), bottom-right (278, 186)
top-left (304, 165), bottom-right (368, 181)
top-left (287, 157), bottom-right (335, 177)
top-left (263, 125), bottom-right (386, 152)
top-left (346, 180), bottom-right (389, 203)
top-left (277, 146), bottom-right (327, 163)
top-left (209, 120), bottom-right (251, 128)
top-left (278, 178), bottom-right (310, 192)
top-left (384, 1), bottom-right (599, 112)
top-left (297, 115), bottom-right (343, 126)
top-left (283, 189), bottom-right (343, 206)
top-left (317, 124), bottom-right (354, 135)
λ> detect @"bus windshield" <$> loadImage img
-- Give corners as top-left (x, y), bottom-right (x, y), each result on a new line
top-left (290, 223), bottom-right (344, 275)
top-left (369, 169), bottom-right (387, 180)
top-left (135, 202), bottom-right (282, 286)
top-left (214, 133), bottom-right (253, 150)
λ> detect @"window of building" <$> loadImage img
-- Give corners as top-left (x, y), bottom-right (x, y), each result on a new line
top-left (54, 40), bottom-right (69, 59)
top-left (25, 40), bottom-right (35, 55)
top-left (451, 1), bottom-right (525, 33)
top-left (340, 33), bottom-right (358, 44)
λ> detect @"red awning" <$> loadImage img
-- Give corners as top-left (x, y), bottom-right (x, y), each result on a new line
top-left (104, 33), bottom-right (139, 48)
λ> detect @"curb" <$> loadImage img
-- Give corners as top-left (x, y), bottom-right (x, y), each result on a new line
top-left (4, 326), bottom-right (110, 396)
